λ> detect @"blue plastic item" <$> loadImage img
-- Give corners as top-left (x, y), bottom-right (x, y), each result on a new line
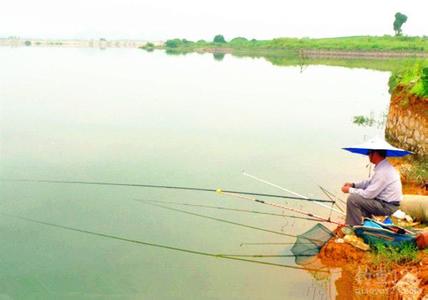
top-left (383, 216), bottom-right (393, 225)
top-left (354, 218), bottom-right (416, 247)
top-left (362, 219), bottom-right (383, 229)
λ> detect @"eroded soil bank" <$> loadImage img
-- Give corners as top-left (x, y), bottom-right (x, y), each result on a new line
top-left (387, 82), bottom-right (428, 197)
top-left (317, 238), bottom-right (428, 299)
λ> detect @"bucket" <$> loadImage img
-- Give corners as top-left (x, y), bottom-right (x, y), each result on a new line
top-left (416, 232), bottom-right (428, 250)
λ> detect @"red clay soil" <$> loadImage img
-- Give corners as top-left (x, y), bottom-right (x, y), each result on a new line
top-left (317, 237), bottom-right (428, 299)
top-left (391, 84), bottom-right (428, 112)
top-left (388, 158), bottom-right (427, 196)
top-left (403, 183), bottom-right (428, 196)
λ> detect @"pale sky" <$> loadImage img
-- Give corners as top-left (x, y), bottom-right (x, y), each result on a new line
top-left (1, 0), bottom-right (426, 40)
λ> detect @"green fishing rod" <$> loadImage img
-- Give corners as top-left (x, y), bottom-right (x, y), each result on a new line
top-left (137, 201), bottom-right (328, 243)
top-left (2, 213), bottom-right (328, 273)
top-left (2, 179), bottom-right (335, 203)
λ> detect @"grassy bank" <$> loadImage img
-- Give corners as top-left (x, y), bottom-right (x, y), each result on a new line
top-left (151, 35), bottom-right (428, 78)
top-left (389, 62), bottom-right (428, 97)
top-left (158, 35), bottom-right (428, 52)
top-left (371, 242), bottom-right (420, 267)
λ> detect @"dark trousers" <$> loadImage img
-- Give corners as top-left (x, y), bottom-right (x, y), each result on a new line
top-left (346, 194), bottom-right (398, 226)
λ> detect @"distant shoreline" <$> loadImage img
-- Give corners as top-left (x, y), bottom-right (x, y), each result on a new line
top-left (175, 47), bottom-right (428, 59)
top-left (156, 35), bottom-right (428, 58)
top-left (0, 38), bottom-right (162, 49)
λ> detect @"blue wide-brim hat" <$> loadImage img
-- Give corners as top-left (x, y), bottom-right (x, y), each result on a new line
top-left (342, 136), bottom-right (413, 157)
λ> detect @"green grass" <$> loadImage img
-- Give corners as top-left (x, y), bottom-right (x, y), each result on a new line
top-left (401, 157), bottom-right (428, 184)
top-left (163, 35), bottom-right (428, 52)
top-left (388, 62), bottom-right (428, 97)
top-left (370, 242), bottom-right (419, 267)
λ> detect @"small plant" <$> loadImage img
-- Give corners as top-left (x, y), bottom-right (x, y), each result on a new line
top-left (421, 67), bottom-right (428, 94)
top-left (353, 115), bottom-right (374, 127)
top-left (371, 242), bottom-right (419, 267)
top-left (401, 158), bottom-right (428, 185)
top-left (141, 42), bottom-right (155, 51)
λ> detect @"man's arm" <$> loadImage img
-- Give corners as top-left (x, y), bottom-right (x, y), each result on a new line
top-left (354, 178), bottom-right (371, 189)
top-left (349, 174), bottom-right (387, 199)
top-left (341, 179), bottom-right (370, 193)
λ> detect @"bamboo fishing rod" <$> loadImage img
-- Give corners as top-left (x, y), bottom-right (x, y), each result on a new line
top-left (242, 172), bottom-right (345, 216)
top-left (217, 190), bottom-right (344, 226)
top-left (2, 179), bottom-right (335, 203)
top-left (1, 213), bottom-right (328, 273)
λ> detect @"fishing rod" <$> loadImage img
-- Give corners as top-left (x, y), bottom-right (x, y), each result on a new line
top-left (216, 254), bottom-right (313, 258)
top-left (140, 199), bottom-right (322, 222)
top-left (318, 186), bottom-right (346, 210)
top-left (319, 186), bottom-right (345, 213)
top-left (138, 200), bottom-right (330, 245)
top-left (136, 200), bottom-right (317, 240)
top-left (1, 213), bottom-right (328, 273)
top-left (2, 179), bottom-right (335, 203)
top-left (240, 242), bottom-right (314, 247)
top-left (242, 172), bottom-right (345, 216)
top-left (217, 190), bottom-right (344, 226)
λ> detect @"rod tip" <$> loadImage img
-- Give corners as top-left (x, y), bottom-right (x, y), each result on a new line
top-left (216, 188), bottom-right (223, 193)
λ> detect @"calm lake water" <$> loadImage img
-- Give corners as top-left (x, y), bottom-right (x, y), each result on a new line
top-left (0, 47), bottom-right (389, 299)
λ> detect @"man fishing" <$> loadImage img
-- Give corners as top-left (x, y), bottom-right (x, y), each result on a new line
top-left (341, 137), bottom-right (412, 226)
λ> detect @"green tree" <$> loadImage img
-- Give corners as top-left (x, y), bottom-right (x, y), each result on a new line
top-left (213, 35), bottom-right (226, 43)
top-left (393, 12), bottom-right (408, 36)
top-left (165, 39), bottom-right (180, 48)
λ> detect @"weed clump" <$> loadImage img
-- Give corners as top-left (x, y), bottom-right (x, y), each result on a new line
top-left (371, 242), bottom-right (419, 267)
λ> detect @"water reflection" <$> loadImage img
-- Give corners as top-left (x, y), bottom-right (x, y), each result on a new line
top-left (353, 111), bottom-right (387, 129)
top-left (213, 52), bottom-right (225, 61)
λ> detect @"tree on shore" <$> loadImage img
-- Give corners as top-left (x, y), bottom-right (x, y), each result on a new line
top-left (393, 12), bottom-right (408, 36)
top-left (213, 35), bottom-right (226, 43)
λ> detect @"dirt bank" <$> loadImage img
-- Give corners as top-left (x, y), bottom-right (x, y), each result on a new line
top-left (317, 233), bottom-right (428, 299)
top-left (389, 158), bottom-right (428, 196)
top-left (386, 82), bottom-right (427, 196)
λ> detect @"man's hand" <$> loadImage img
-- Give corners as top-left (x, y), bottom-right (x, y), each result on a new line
top-left (343, 182), bottom-right (353, 187)
top-left (341, 185), bottom-right (350, 193)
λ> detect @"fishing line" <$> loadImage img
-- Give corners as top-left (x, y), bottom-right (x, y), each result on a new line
top-left (218, 191), bottom-right (344, 226)
top-left (2, 213), bottom-right (328, 273)
top-left (215, 254), bottom-right (313, 258)
top-left (242, 172), bottom-right (344, 215)
top-left (137, 201), bottom-right (327, 243)
top-left (136, 200), bottom-right (300, 239)
top-left (319, 185), bottom-right (346, 207)
top-left (139, 199), bottom-right (322, 222)
top-left (240, 242), bottom-right (314, 247)
top-left (1, 179), bottom-right (334, 203)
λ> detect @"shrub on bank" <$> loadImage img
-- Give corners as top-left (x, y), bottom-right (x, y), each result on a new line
top-left (389, 63), bottom-right (428, 97)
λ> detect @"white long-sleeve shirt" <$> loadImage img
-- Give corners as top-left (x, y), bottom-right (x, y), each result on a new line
top-left (349, 159), bottom-right (403, 202)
